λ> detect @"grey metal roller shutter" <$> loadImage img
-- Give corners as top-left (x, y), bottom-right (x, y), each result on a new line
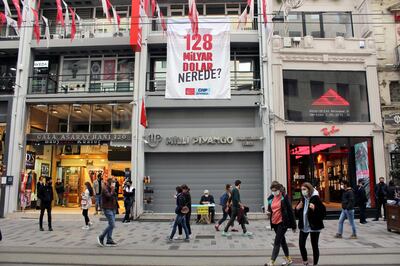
top-left (144, 152), bottom-right (263, 213)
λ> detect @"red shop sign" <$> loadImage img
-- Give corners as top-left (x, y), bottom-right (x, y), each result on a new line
top-left (321, 125), bottom-right (340, 136)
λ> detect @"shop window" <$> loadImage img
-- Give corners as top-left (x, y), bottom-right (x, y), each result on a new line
top-left (287, 137), bottom-right (375, 209)
top-left (70, 104), bottom-right (90, 132)
top-left (91, 104), bottom-right (112, 132)
top-left (47, 104), bottom-right (69, 132)
top-left (29, 105), bottom-right (48, 133)
top-left (390, 81), bottom-right (400, 103)
top-left (112, 104), bottom-right (132, 132)
top-left (283, 70), bottom-right (370, 122)
top-left (206, 4), bottom-right (225, 15)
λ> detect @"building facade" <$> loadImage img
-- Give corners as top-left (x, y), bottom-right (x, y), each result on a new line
top-left (0, 0), bottom-right (386, 216)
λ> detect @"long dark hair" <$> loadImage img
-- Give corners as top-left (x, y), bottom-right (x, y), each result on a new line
top-left (85, 182), bottom-right (94, 197)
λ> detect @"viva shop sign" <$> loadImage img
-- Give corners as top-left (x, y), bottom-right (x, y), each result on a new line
top-left (166, 18), bottom-right (231, 99)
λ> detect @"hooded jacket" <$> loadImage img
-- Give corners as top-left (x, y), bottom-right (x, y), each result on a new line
top-left (342, 187), bottom-right (355, 210)
top-left (295, 190), bottom-right (326, 231)
top-left (267, 193), bottom-right (296, 230)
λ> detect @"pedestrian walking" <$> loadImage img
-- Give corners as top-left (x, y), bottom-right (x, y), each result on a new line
top-left (38, 176), bottom-right (53, 231)
top-left (97, 178), bottom-right (118, 247)
top-left (167, 186), bottom-right (190, 242)
top-left (81, 182), bottom-right (94, 230)
top-left (373, 177), bottom-right (388, 221)
top-left (295, 182), bottom-right (326, 266)
top-left (265, 181), bottom-right (296, 266)
top-left (122, 179), bottom-right (135, 223)
top-left (355, 179), bottom-right (368, 224)
top-left (114, 178), bottom-right (120, 214)
top-left (176, 184), bottom-right (192, 239)
top-left (93, 173), bottom-right (103, 215)
top-left (222, 180), bottom-right (253, 237)
top-left (215, 184), bottom-right (235, 231)
top-left (55, 179), bottom-right (65, 206)
top-left (335, 180), bottom-right (357, 239)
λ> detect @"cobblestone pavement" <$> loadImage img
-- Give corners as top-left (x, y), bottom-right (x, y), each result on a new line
top-left (0, 211), bottom-right (400, 265)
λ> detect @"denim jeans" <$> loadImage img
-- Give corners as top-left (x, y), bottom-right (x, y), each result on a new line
top-left (95, 195), bottom-right (102, 211)
top-left (337, 209), bottom-right (357, 235)
top-left (100, 209), bottom-right (115, 242)
top-left (170, 214), bottom-right (189, 239)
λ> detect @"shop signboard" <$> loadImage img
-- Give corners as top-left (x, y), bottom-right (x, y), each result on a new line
top-left (355, 141), bottom-right (371, 207)
top-left (166, 18), bottom-right (231, 99)
top-left (25, 151), bottom-right (36, 169)
top-left (26, 133), bottom-right (131, 145)
top-left (385, 113), bottom-right (400, 126)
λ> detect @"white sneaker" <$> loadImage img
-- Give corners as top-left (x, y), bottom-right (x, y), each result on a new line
top-left (88, 222), bottom-right (93, 227)
top-left (173, 235), bottom-right (183, 240)
top-left (82, 225), bottom-right (90, 230)
top-left (282, 256), bottom-right (293, 265)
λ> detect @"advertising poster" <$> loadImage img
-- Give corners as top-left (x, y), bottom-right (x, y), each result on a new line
top-left (166, 18), bottom-right (231, 99)
top-left (355, 141), bottom-right (371, 207)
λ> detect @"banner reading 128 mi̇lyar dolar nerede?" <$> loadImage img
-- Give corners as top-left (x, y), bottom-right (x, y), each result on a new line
top-left (166, 18), bottom-right (231, 99)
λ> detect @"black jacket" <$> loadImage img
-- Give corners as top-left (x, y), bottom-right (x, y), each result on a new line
top-left (295, 195), bottom-right (326, 231)
top-left (341, 188), bottom-right (355, 210)
top-left (355, 186), bottom-right (368, 206)
top-left (388, 186), bottom-right (396, 200)
top-left (183, 192), bottom-right (192, 214)
top-left (267, 194), bottom-right (296, 230)
top-left (38, 184), bottom-right (53, 203)
top-left (200, 195), bottom-right (215, 205)
top-left (175, 193), bottom-right (186, 215)
top-left (375, 182), bottom-right (388, 199)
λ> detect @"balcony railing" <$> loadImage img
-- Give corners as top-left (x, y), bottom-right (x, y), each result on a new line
top-left (0, 26), bottom-right (19, 40)
top-left (146, 71), bottom-right (260, 92)
top-left (28, 73), bottom-right (134, 94)
top-left (151, 16), bottom-right (258, 32)
top-left (39, 18), bottom-right (131, 40)
top-left (0, 75), bottom-right (15, 94)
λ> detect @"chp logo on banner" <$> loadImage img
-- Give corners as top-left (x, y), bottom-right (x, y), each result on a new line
top-left (166, 18), bottom-right (231, 99)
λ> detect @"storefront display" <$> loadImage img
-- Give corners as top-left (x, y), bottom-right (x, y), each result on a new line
top-left (287, 137), bottom-right (375, 209)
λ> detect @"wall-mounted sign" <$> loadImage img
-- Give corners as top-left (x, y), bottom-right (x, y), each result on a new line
top-left (310, 89), bottom-right (350, 119)
top-left (25, 151), bottom-right (36, 169)
top-left (385, 113), bottom-right (400, 126)
top-left (34, 60), bottom-right (49, 68)
top-left (144, 134), bottom-right (262, 148)
top-left (320, 125), bottom-right (340, 136)
top-left (26, 133), bottom-right (131, 145)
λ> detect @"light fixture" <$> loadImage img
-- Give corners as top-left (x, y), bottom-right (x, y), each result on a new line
top-left (117, 105), bottom-right (125, 112)
top-left (73, 104), bottom-right (82, 113)
top-left (49, 106), bottom-right (58, 114)
top-left (108, 103), bottom-right (118, 106)
top-left (95, 104), bottom-right (103, 113)
top-left (10, 67), bottom-right (17, 71)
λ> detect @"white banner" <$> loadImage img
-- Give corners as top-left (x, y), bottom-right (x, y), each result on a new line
top-left (166, 18), bottom-right (230, 99)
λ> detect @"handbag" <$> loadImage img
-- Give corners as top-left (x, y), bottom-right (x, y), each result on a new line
top-left (181, 206), bottom-right (190, 214)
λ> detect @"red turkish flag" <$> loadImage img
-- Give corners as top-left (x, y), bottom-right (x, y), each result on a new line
top-left (0, 11), bottom-right (6, 26)
top-left (140, 99), bottom-right (148, 128)
top-left (31, 8), bottom-right (40, 44)
top-left (262, 0), bottom-right (267, 25)
top-left (11, 0), bottom-right (22, 28)
top-left (69, 7), bottom-right (76, 41)
top-left (188, 0), bottom-right (199, 34)
top-left (151, 0), bottom-right (156, 17)
top-left (56, 0), bottom-right (65, 27)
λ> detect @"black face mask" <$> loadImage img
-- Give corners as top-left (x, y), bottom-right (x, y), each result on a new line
top-left (380, 181), bottom-right (384, 184)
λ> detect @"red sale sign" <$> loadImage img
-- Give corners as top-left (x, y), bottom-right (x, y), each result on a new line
top-left (166, 18), bottom-right (231, 99)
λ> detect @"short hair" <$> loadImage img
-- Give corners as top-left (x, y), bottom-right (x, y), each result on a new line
top-left (234, 180), bottom-right (242, 186)
top-left (270, 181), bottom-right (282, 190)
top-left (301, 182), bottom-right (314, 197)
top-left (379, 176), bottom-right (385, 180)
top-left (176, 186), bottom-right (183, 193)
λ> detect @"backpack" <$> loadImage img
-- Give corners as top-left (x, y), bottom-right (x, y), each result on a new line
top-left (219, 192), bottom-right (229, 206)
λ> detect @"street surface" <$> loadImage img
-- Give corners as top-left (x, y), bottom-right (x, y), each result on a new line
top-left (0, 211), bottom-right (399, 265)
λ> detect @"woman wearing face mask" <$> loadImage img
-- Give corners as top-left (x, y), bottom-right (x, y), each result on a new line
top-left (295, 182), bottom-right (326, 266)
top-left (265, 181), bottom-right (296, 266)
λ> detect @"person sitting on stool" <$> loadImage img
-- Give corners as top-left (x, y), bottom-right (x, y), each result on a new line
top-left (197, 190), bottom-right (215, 223)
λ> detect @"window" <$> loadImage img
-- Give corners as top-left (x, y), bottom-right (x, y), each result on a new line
top-left (283, 70), bottom-right (369, 122)
top-left (91, 104), bottom-right (112, 132)
top-left (390, 81), bottom-right (400, 103)
top-left (274, 12), bottom-right (353, 38)
top-left (206, 4), bottom-right (225, 15)
top-left (112, 104), bottom-right (132, 132)
top-left (70, 104), bottom-right (90, 132)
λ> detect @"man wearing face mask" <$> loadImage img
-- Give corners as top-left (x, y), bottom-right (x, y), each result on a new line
top-left (373, 177), bottom-right (388, 221)
top-left (335, 180), bottom-right (357, 239)
top-left (197, 190), bottom-right (215, 224)
top-left (38, 176), bottom-right (54, 231)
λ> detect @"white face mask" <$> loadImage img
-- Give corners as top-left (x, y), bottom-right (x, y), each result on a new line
top-left (301, 190), bottom-right (308, 197)
top-left (340, 185), bottom-right (345, 189)
top-left (272, 191), bottom-right (280, 196)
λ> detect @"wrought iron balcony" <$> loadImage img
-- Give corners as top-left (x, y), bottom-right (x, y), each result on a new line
top-left (146, 71), bottom-right (260, 92)
top-left (28, 73), bottom-right (134, 94)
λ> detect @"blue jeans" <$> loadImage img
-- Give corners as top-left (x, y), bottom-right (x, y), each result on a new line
top-left (170, 214), bottom-right (189, 239)
top-left (338, 209), bottom-right (357, 235)
top-left (95, 195), bottom-right (102, 211)
top-left (100, 209), bottom-right (115, 242)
